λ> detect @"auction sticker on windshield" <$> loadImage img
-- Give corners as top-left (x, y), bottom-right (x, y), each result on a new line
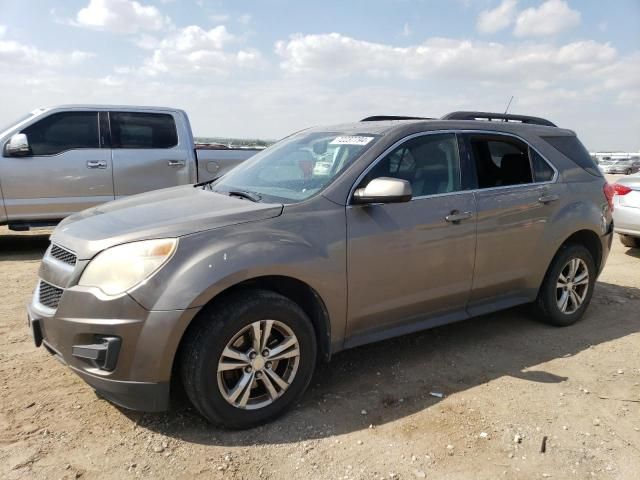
top-left (330, 136), bottom-right (374, 146)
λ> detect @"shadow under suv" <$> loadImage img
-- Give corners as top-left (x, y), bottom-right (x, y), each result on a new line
top-left (28, 111), bottom-right (614, 428)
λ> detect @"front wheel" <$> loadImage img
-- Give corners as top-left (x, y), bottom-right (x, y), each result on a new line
top-left (180, 289), bottom-right (317, 429)
top-left (626, 169), bottom-right (632, 175)
top-left (534, 244), bottom-right (596, 326)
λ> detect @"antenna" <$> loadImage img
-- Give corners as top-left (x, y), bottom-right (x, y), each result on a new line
top-left (504, 96), bottom-right (514, 116)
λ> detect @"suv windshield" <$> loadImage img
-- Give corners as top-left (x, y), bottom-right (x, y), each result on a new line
top-left (210, 131), bottom-right (380, 203)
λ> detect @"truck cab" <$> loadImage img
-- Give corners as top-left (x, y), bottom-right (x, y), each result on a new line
top-left (0, 105), bottom-right (256, 230)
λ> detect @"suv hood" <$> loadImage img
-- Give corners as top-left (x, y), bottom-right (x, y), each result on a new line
top-left (51, 185), bottom-right (283, 259)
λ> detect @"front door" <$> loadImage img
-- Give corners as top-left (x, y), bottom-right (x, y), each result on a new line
top-left (109, 112), bottom-right (189, 197)
top-left (346, 132), bottom-right (477, 345)
top-left (0, 111), bottom-right (113, 222)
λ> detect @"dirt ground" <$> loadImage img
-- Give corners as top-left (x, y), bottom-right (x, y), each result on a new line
top-left (1, 186), bottom-right (639, 479)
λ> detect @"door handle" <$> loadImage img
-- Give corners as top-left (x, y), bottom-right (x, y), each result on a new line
top-left (86, 160), bottom-right (107, 169)
top-left (445, 210), bottom-right (473, 223)
top-left (538, 194), bottom-right (559, 204)
top-left (168, 160), bottom-right (186, 167)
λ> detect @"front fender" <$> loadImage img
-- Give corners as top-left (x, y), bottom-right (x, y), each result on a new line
top-left (129, 198), bottom-right (348, 343)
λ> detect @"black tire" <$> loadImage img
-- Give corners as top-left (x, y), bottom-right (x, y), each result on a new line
top-left (534, 244), bottom-right (596, 327)
top-left (619, 234), bottom-right (640, 248)
top-left (626, 169), bottom-right (632, 175)
top-left (180, 289), bottom-right (317, 429)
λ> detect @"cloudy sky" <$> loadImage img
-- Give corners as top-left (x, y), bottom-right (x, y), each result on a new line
top-left (0, 0), bottom-right (638, 150)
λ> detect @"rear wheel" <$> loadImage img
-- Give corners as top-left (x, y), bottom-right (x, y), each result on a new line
top-left (619, 234), bottom-right (640, 248)
top-left (626, 168), bottom-right (632, 175)
top-left (180, 289), bottom-right (317, 429)
top-left (534, 244), bottom-right (596, 326)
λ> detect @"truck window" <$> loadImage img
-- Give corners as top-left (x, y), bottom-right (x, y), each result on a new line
top-left (110, 112), bottom-right (178, 149)
top-left (21, 112), bottom-right (99, 156)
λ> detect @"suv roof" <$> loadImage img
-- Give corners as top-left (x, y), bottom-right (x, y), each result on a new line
top-left (309, 111), bottom-right (574, 138)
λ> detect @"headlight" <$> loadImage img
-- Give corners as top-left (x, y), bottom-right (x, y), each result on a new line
top-left (78, 238), bottom-right (177, 296)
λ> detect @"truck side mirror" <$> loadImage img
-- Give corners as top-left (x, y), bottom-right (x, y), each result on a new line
top-left (5, 133), bottom-right (31, 157)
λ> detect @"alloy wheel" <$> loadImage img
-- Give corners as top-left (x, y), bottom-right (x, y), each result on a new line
top-left (556, 258), bottom-right (589, 314)
top-left (217, 320), bottom-right (300, 410)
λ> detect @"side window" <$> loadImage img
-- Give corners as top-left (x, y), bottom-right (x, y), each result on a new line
top-left (469, 136), bottom-right (533, 188)
top-left (21, 112), bottom-right (99, 156)
top-left (362, 133), bottom-right (461, 197)
top-left (530, 149), bottom-right (555, 182)
top-left (110, 112), bottom-right (178, 149)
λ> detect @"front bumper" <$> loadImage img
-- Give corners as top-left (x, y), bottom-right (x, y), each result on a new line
top-left (27, 287), bottom-right (199, 412)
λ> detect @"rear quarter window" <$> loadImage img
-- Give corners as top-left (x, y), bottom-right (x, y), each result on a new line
top-left (541, 135), bottom-right (601, 177)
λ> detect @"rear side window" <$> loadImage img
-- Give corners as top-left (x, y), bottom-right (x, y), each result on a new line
top-left (21, 112), bottom-right (99, 156)
top-left (541, 135), bottom-right (601, 177)
top-left (468, 135), bottom-right (533, 188)
top-left (110, 112), bottom-right (178, 149)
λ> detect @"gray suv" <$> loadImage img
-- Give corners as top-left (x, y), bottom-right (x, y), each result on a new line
top-left (27, 111), bottom-right (614, 428)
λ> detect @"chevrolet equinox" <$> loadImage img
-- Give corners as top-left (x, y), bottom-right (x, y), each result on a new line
top-left (27, 111), bottom-right (614, 428)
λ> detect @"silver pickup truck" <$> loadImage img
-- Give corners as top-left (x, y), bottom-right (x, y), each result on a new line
top-left (0, 105), bottom-right (258, 230)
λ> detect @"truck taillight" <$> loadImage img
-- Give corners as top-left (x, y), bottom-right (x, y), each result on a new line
top-left (603, 183), bottom-right (615, 211)
top-left (613, 183), bottom-right (632, 196)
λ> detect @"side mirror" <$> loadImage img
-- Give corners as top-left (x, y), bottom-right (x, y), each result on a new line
top-left (352, 177), bottom-right (412, 204)
top-left (5, 133), bottom-right (30, 157)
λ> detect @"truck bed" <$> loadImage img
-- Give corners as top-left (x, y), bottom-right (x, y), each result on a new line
top-left (195, 148), bottom-right (259, 182)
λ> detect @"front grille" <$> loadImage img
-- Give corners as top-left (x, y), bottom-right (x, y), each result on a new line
top-left (50, 244), bottom-right (77, 266)
top-left (39, 281), bottom-right (63, 309)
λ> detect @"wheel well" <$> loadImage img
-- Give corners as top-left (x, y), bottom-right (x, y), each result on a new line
top-left (178, 275), bottom-right (332, 365)
top-left (559, 229), bottom-right (602, 271)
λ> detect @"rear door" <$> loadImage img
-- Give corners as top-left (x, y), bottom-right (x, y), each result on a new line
top-left (109, 112), bottom-right (190, 197)
top-left (462, 132), bottom-right (560, 313)
top-left (345, 132), bottom-right (477, 344)
top-left (0, 110), bottom-right (113, 221)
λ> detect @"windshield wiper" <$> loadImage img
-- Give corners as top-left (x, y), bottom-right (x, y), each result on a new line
top-left (228, 190), bottom-right (262, 202)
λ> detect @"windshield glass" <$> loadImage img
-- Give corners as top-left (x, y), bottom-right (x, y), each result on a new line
top-left (210, 130), bottom-right (380, 203)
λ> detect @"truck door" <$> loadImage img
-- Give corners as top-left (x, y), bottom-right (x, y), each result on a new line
top-left (0, 111), bottom-right (113, 222)
top-left (109, 112), bottom-right (190, 197)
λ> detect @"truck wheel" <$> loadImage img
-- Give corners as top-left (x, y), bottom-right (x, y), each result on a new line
top-left (534, 244), bottom-right (596, 327)
top-left (620, 234), bottom-right (640, 248)
top-left (180, 289), bottom-right (317, 429)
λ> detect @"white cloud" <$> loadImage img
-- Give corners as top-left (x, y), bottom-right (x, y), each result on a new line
top-left (0, 25), bottom-right (6, 37)
top-left (401, 22), bottom-right (412, 37)
top-left (477, 0), bottom-right (518, 34)
top-left (134, 33), bottom-right (160, 50)
top-left (76, 0), bottom-right (171, 33)
top-left (0, 38), bottom-right (93, 69)
top-left (514, 0), bottom-right (580, 37)
top-left (275, 33), bottom-right (615, 84)
top-left (140, 25), bottom-right (262, 75)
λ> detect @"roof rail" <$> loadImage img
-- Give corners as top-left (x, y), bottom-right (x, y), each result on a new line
top-left (360, 115), bottom-right (433, 122)
top-left (441, 111), bottom-right (557, 127)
